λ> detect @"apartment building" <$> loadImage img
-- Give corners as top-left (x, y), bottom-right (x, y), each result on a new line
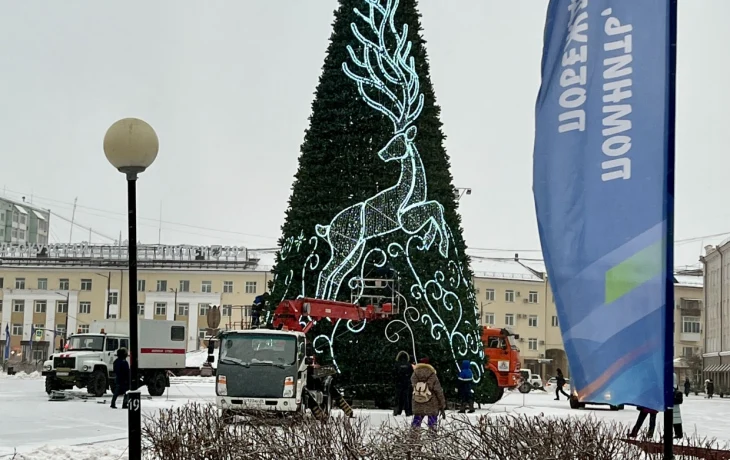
top-left (701, 243), bottom-right (730, 391)
top-left (0, 244), bottom-right (271, 361)
top-left (473, 255), bottom-right (704, 381)
top-left (0, 243), bottom-right (704, 378)
top-left (0, 197), bottom-right (50, 245)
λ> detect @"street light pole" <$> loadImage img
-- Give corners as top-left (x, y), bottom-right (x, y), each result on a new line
top-left (104, 118), bottom-right (159, 460)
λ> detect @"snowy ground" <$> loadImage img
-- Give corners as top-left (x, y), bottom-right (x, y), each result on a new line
top-left (1, 371), bottom-right (729, 459)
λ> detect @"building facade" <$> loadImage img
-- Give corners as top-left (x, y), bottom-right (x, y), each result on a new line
top-left (0, 197), bottom-right (50, 245)
top-left (0, 244), bottom-right (270, 361)
top-left (473, 255), bottom-right (704, 382)
top-left (1, 244), bottom-right (705, 381)
top-left (701, 243), bottom-right (730, 392)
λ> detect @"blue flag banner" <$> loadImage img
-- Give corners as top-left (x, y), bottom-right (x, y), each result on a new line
top-left (533, 0), bottom-right (671, 411)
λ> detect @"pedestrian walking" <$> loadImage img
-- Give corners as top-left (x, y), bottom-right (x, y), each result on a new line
top-left (393, 351), bottom-right (413, 417)
top-left (110, 348), bottom-right (130, 409)
top-left (411, 357), bottom-right (446, 430)
top-left (554, 368), bottom-right (570, 400)
top-left (628, 406), bottom-right (658, 438)
top-left (672, 373), bottom-right (683, 439)
top-left (683, 376), bottom-right (691, 397)
top-left (707, 378), bottom-right (714, 399)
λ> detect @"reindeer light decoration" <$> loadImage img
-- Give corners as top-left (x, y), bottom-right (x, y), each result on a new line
top-left (277, 0), bottom-right (484, 380)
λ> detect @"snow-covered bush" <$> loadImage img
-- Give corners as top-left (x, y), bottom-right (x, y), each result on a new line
top-left (141, 402), bottom-right (730, 459)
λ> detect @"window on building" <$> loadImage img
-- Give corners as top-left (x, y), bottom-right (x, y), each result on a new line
top-left (155, 302), bottom-right (167, 316)
top-left (223, 281), bottom-right (233, 293)
top-left (177, 303), bottom-right (189, 317)
top-left (528, 338), bottom-right (538, 351)
top-left (137, 303), bottom-right (145, 315)
top-left (551, 315), bottom-right (559, 327)
top-left (245, 281), bottom-right (257, 294)
top-left (107, 292), bottom-right (118, 305)
top-left (37, 278), bottom-right (48, 290)
top-left (80, 279), bottom-right (92, 291)
top-left (0, 277), bottom-right (3, 288)
top-left (19, 214), bottom-right (26, 225)
top-left (137, 279), bottom-right (146, 292)
top-left (34, 300), bottom-right (47, 313)
top-left (156, 280), bottom-right (167, 292)
top-left (505, 290), bottom-right (515, 302)
top-left (18, 229), bottom-right (25, 240)
top-left (179, 280), bottom-right (190, 292)
top-left (108, 314), bottom-right (117, 319)
top-left (682, 347), bottom-right (696, 357)
top-left (56, 324), bottom-right (66, 336)
top-left (57, 302), bottom-right (68, 313)
top-left (198, 328), bottom-right (207, 339)
top-left (32, 349), bottom-right (46, 361)
top-left (15, 278), bottom-right (25, 289)
top-left (222, 305), bottom-right (232, 316)
top-left (485, 289), bottom-right (495, 301)
top-left (11, 228), bottom-right (17, 238)
top-left (682, 316), bottom-right (701, 334)
top-left (528, 315), bottom-right (538, 327)
top-left (199, 303), bottom-right (209, 316)
top-left (12, 212), bottom-right (18, 223)
top-left (78, 325), bottom-right (90, 333)
top-left (13, 300), bottom-right (24, 312)
top-left (12, 324), bottom-right (23, 335)
top-left (59, 279), bottom-right (69, 290)
top-left (484, 312), bottom-right (495, 325)
top-left (0, 300), bottom-right (2, 312)
top-left (528, 291), bottom-right (539, 303)
top-left (79, 302), bottom-right (91, 314)
top-left (505, 313), bottom-right (514, 326)
top-left (201, 281), bottom-right (212, 293)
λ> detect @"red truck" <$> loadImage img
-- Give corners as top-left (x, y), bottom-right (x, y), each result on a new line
top-left (480, 327), bottom-right (522, 403)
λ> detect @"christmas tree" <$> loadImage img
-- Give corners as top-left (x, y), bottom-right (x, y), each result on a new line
top-left (268, 0), bottom-right (489, 404)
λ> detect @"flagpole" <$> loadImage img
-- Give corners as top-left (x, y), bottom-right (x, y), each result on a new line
top-left (663, 0), bottom-right (678, 459)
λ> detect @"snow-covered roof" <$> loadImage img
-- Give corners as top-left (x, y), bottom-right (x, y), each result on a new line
top-left (470, 258), bottom-right (543, 282)
top-left (516, 260), bottom-right (547, 276)
top-left (248, 249), bottom-right (277, 272)
top-left (674, 274), bottom-right (703, 288)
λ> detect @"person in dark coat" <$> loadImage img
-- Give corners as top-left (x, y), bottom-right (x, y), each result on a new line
top-left (628, 406), bottom-right (658, 438)
top-left (684, 377), bottom-right (691, 397)
top-left (111, 348), bottom-right (130, 409)
top-left (554, 368), bottom-right (570, 400)
top-left (707, 378), bottom-right (715, 399)
top-left (457, 360), bottom-right (475, 413)
top-left (393, 351), bottom-right (414, 416)
top-left (411, 357), bottom-right (446, 430)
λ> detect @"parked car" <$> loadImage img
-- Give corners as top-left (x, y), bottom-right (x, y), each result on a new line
top-left (544, 376), bottom-right (570, 392)
top-left (528, 374), bottom-right (544, 389)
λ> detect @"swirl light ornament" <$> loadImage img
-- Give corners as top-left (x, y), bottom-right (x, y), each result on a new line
top-left (275, 0), bottom-right (483, 381)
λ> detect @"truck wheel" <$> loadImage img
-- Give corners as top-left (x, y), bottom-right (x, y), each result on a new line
top-left (480, 372), bottom-right (503, 404)
top-left (45, 377), bottom-right (59, 395)
top-left (88, 370), bottom-right (107, 397)
top-left (518, 382), bottom-right (532, 394)
top-left (569, 396), bottom-right (580, 409)
top-left (147, 372), bottom-right (166, 397)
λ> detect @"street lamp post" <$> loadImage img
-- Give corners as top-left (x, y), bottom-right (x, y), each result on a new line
top-left (103, 118), bottom-right (159, 460)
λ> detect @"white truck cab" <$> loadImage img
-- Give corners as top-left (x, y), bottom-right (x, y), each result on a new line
top-left (42, 319), bottom-right (187, 397)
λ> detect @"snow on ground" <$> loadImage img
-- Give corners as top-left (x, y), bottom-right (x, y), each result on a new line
top-left (185, 349), bottom-right (216, 369)
top-left (1, 374), bottom-right (728, 459)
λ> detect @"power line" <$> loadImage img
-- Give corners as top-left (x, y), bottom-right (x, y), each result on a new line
top-left (0, 188), bottom-right (279, 244)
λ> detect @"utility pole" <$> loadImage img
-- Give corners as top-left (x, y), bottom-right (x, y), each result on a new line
top-left (68, 197), bottom-right (77, 243)
top-left (171, 288), bottom-right (178, 320)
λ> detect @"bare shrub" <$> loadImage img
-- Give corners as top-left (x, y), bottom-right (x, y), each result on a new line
top-left (142, 403), bottom-right (730, 459)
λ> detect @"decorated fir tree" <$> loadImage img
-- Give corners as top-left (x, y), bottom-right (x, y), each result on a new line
top-left (268, 0), bottom-right (489, 403)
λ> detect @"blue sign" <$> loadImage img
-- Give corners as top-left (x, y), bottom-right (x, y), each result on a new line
top-left (533, 0), bottom-right (671, 411)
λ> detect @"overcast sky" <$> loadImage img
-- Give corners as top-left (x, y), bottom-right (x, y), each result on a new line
top-left (0, 1), bottom-right (727, 267)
